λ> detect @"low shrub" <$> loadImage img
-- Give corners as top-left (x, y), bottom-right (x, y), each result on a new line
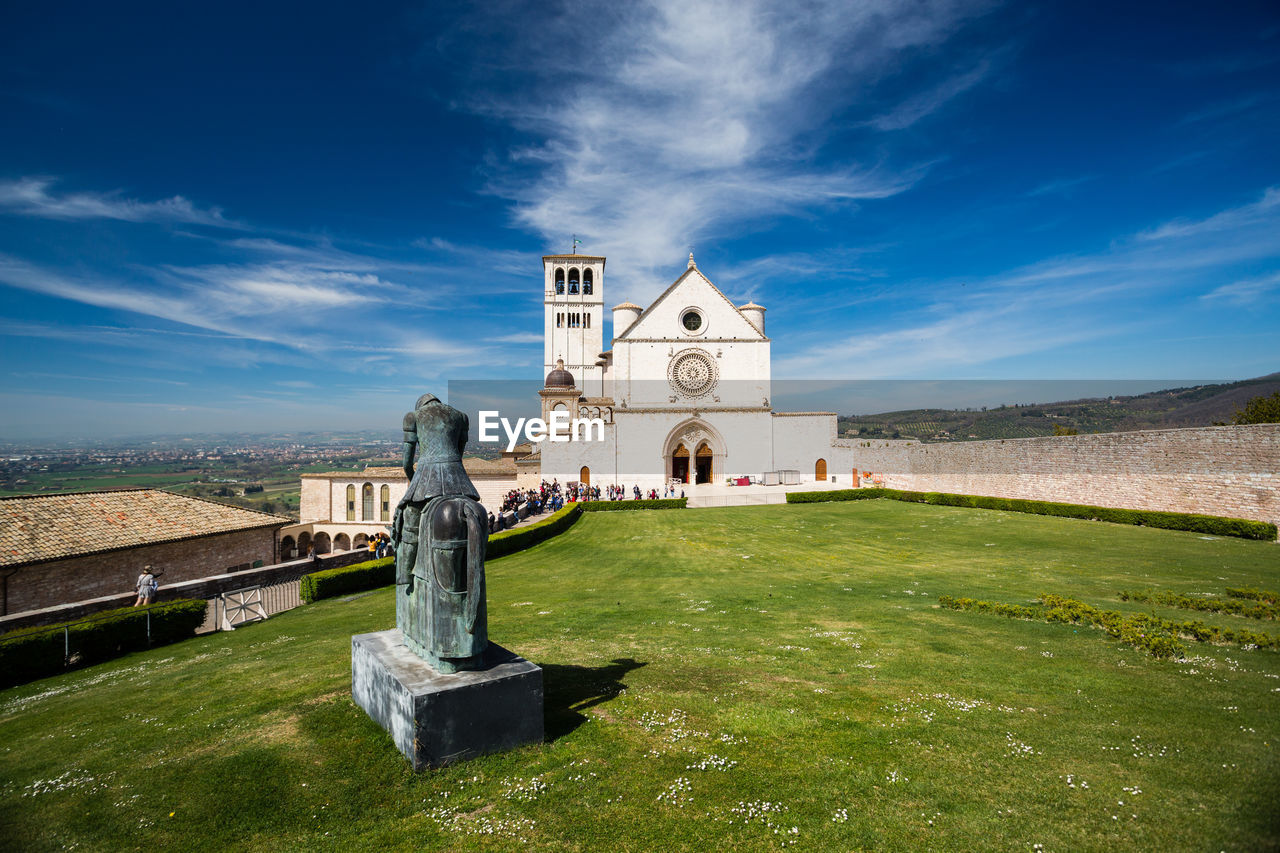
top-left (786, 487), bottom-right (1276, 540)
top-left (786, 489), bottom-right (884, 504)
top-left (1118, 588), bottom-right (1278, 620)
top-left (0, 599), bottom-right (208, 689)
top-left (940, 590), bottom-right (1278, 659)
top-left (299, 557), bottom-right (394, 604)
top-left (300, 505), bottom-right (589, 602)
top-left (1226, 587), bottom-right (1280, 605)
top-left (580, 499), bottom-right (688, 512)
top-left (487, 503), bottom-right (583, 559)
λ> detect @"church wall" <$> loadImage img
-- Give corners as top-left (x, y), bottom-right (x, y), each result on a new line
top-left (771, 413), bottom-right (858, 483)
top-left (540, 420), bottom-right (619, 486)
top-left (845, 424), bottom-right (1279, 527)
top-left (7, 527), bottom-right (280, 615)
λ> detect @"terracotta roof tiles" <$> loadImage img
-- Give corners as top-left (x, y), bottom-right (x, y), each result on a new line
top-left (0, 489), bottom-right (291, 568)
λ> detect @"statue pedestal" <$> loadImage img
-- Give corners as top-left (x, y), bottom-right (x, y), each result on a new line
top-left (351, 629), bottom-right (543, 770)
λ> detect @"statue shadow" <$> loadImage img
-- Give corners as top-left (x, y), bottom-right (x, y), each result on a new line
top-left (538, 657), bottom-right (647, 742)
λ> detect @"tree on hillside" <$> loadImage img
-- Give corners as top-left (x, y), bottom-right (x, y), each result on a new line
top-left (1052, 424), bottom-right (1080, 436)
top-left (1231, 391), bottom-right (1280, 424)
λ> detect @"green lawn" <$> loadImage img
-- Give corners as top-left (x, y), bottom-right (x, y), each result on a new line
top-left (2, 501), bottom-right (1278, 851)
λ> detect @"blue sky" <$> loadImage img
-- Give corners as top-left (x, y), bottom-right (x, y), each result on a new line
top-left (1, 0), bottom-right (1277, 438)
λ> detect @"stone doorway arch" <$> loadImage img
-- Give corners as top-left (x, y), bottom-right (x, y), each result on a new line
top-left (671, 442), bottom-right (690, 484)
top-left (662, 418), bottom-right (726, 485)
top-left (815, 458), bottom-right (827, 481)
top-left (580, 466), bottom-right (591, 487)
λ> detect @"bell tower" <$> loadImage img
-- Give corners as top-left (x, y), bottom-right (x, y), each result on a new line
top-left (543, 249), bottom-right (605, 390)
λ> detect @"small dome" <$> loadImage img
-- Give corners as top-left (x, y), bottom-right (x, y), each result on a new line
top-left (613, 301), bottom-right (642, 311)
top-left (544, 358), bottom-right (575, 388)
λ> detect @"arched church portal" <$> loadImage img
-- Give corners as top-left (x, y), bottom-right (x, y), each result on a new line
top-left (663, 419), bottom-right (725, 486)
top-left (695, 442), bottom-right (714, 484)
top-left (671, 443), bottom-right (690, 484)
top-left (579, 466), bottom-right (590, 487)
top-left (815, 458), bottom-right (827, 481)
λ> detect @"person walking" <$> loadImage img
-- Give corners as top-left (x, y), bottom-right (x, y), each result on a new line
top-left (133, 565), bottom-right (161, 606)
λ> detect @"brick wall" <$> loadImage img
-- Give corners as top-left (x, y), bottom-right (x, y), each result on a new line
top-left (5, 527), bottom-right (280, 615)
top-left (844, 424), bottom-right (1279, 527)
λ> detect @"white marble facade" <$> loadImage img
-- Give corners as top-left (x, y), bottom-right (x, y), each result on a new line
top-left (538, 253), bottom-right (854, 489)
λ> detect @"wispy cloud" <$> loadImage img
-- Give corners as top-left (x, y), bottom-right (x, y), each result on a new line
top-left (1137, 186), bottom-right (1280, 242)
top-left (863, 60), bottom-right (993, 131)
top-left (0, 176), bottom-right (239, 228)
top-left (1026, 175), bottom-right (1096, 197)
top-left (1201, 271), bottom-right (1280, 305)
top-left (773, 184), bottom-right (1280, 378)
top-left (454, 0), bottom-right (992, 300)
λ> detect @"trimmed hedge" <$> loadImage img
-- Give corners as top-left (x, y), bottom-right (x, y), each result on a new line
top-left (488, 503), bottom-right (584, 559)
top-left (580, 498), bottom-right (688, 512)
top-left (299, 557), bottom-right (394, 604)
top-left (0, 599), bottom-right (208, 688)
top-left (300, 505), bottom-right (590, 603)
top-left (938, 591), bottom-right (1280, 659)
top-left (786, 487), bottom-right (1277, 541)
top-left (1119, 588), bottom-right (1279, 620)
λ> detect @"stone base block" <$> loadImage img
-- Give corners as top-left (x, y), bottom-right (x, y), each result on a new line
top-left (351, 629), bottom-right (543, 769)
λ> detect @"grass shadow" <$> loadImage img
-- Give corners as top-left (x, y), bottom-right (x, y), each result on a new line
top-left (539, 657), bottom-right (647, 741)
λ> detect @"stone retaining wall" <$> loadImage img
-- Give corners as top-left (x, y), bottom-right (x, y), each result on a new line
top-left (843, 424), bottom-right (1279, 528)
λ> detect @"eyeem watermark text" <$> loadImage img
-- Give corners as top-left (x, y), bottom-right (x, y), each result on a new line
top-left (478, 411), bottom-right (605, 452)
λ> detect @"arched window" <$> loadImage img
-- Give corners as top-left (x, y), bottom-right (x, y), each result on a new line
top-left (555, 268), bottom-right (565, 294)
top-left (334, 532), bottom-right (351, 552)
top-left (381, 485), bottom-right (390, 521)
top-left (815, 459), bottom-right (828, 481)
top-left (353, 533), bottom-right (368, 549)
top-left (568, 268), bottom-right (580, 294)
top-left (362, 482), bottom-right (374, 520)
top-left (584, 314), bottom-right (591, 328)
top-left (346, 484), bottom-right (356, 521)
top-left (297, 530), bottom-right (312, 555)
top-left (556, 313), bottom-right (563, 328)
top-left (584, 269), bottom-right (593, 294)
top-left (314, 532), bottom-right (332, 554)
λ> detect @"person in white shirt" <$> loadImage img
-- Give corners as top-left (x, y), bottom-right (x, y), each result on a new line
top-left (133, 565), bottom-right (161, 607)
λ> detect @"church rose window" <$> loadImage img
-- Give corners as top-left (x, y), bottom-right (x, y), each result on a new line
top-left (668, 348), bottom-right (718, 398)
top-left (681, 310), bottom-right (703, 332)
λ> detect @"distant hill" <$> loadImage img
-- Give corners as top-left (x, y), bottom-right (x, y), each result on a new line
top-left (838, 374), bottom-right (1280, 442)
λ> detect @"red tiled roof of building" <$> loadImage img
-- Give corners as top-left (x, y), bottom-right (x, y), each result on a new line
top-left (0, 489), bottom-right (290, 568)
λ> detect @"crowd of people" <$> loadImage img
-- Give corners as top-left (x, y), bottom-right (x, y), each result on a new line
top-left (484, 478), bottom-right (687, 532)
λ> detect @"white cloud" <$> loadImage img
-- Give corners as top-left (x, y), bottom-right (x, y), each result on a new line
top-left (863, 60), bottom-right (993, 131)
top-left (1201, 271), bottom-right (1280, 305)
top-left (1137, 186), bottom-right (1280, 242)
top-left (462, 0), bottom-right (992, 301)
top-left (772, 185), bottom-right (1280, 378)
top-left (0, 176), bottom-right (238, 227)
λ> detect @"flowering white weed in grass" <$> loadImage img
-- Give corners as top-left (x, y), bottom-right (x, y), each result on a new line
top-left (426, 805), bottom-right (535, 841)
top-left (500, 775), bottom-right (548, 802)
top-left (1005, 733), bottom-right (1040, 757)
top-left (656, 776), bottom-right (692, 807)
top-left (686, 754), bottom-right (737, 772)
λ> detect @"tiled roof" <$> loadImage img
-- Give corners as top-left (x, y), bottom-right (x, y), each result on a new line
top-left (0, 489), bottom-right (291, 568)
top-left (301, 466), bottom-right (405, 479)
top-left (463, 457), bottom-right (517, 476)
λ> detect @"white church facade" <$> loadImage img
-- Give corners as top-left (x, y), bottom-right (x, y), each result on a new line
top-left (534, 252), bottom-right (859, 489)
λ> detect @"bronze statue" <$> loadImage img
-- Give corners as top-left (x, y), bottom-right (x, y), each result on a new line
top-left (391, 393), bottom-right (488, 672)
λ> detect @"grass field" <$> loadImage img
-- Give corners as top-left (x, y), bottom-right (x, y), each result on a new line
top-left (2, 501), bottom-right (1278, 851)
